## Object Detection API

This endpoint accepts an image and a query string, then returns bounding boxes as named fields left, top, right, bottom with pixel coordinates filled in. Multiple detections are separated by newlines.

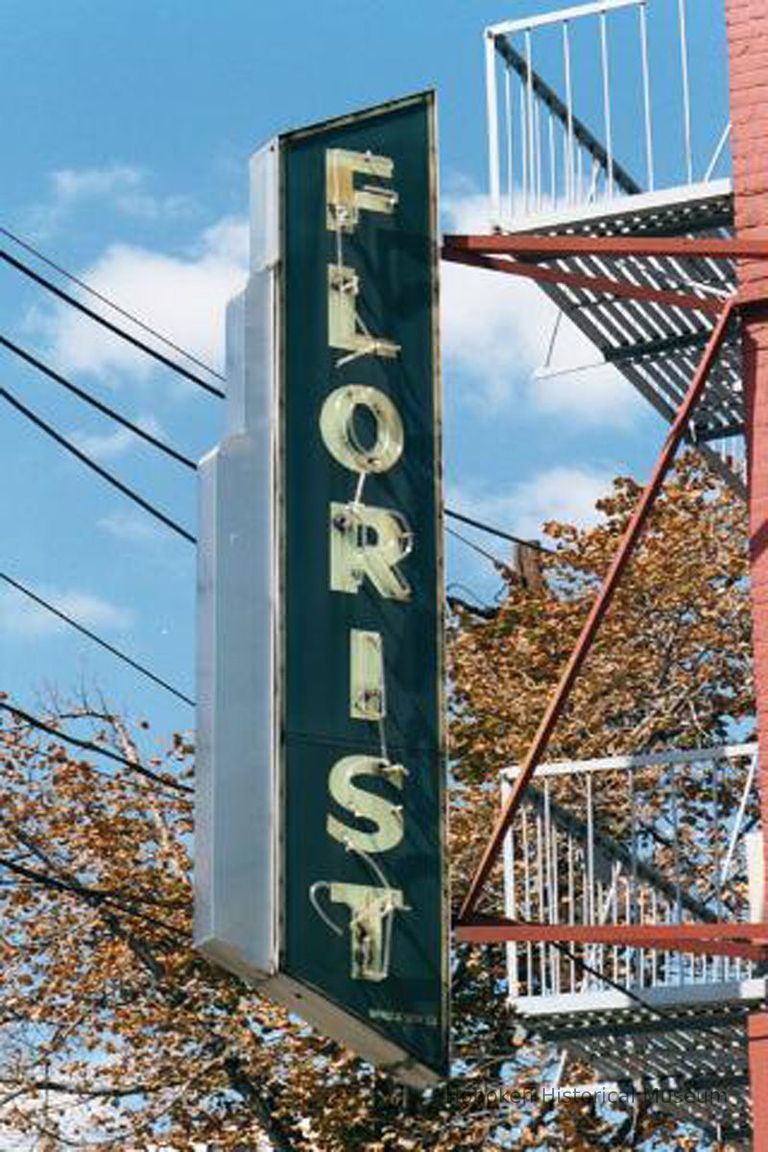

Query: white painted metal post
left=599, top=11, right=614, bottom=199
left=485, top=29, right=501, bottom=223
left=502, top=776, right=520, bottom=997
left=525, top=29, right=535, bottom=215
left=747, top=830, right=766, bottom=924
left=677, top=0, right=693, bottom=184
left=504, top=66, right=514, bottom=219
left=639, top=1, right=654, bottom=190
left=562, top=21, right=575, bottom=203
left=521, top=88, right=529, bottom=216
left=548, top=110, right=556, bottom=206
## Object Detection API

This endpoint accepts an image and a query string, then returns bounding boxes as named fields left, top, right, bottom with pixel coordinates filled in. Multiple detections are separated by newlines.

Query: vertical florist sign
left=196, top=91, right=447, bottom=1085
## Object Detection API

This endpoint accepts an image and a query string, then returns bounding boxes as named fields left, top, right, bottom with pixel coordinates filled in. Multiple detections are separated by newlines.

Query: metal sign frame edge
left=195, top=90, right=449, bottom=1088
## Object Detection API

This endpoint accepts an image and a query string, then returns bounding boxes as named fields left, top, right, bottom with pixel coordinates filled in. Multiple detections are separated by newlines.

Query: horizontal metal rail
left=485, top=0, right=725, bottom=224
left=488, top=0, right=642, bottom=37
left=503, top=742, right=758, bottom=781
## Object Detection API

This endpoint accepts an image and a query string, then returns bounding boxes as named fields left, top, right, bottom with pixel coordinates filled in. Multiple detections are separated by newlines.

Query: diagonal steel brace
left=458, top=297, right=738, bottom=923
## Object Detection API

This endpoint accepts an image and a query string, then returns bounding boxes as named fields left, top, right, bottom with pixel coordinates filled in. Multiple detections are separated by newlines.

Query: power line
left=0, top=701, right=193, bottom=793
left=0, top=249, right=225, bottom=400
left=446, top=525, right=512, bottom=571
left=445, top=507, right=555, bottom=554
left=0, top=259, right=559, bottom=700
left=0, top=334, right=197, bottom=471
left=1, top=322, right=545, bottom=554
left=1, top=384, right=196, bottom=544
left=0, top=364, right=539, bottom=686
left=3, top=336, right=548, bottom=554
left=0, top=240, right=558, bottom=553
left=1, top=244, right=543, bottom=551
left=1, top=360, right=197, bottom=708
left=0, top=225, right=225, bottom=383
left=1, top=573, right=195, bottom=707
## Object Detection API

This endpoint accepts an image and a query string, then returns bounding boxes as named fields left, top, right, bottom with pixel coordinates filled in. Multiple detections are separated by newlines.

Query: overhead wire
left=0, top=249, right=225, bottom=399
left=0, top=225, right=225, bottom=383
left=0, top=232, right=719, bottom=1014
left=1, top=331, right=198, bottom=708
left=1, top=335, right=537, bottom=557
left=1, top=573, right=195, bottom=707
left=446, top=525, right=513, bottom=572
left=445, top=507, right=554, bottom=554
left=0, top=247, right=555, bottom=705
left=0, top=335, right=197, bottom=471
left=0, top=701, right=193, bottom=793
left=1, top=384, right=196, bottom=544
left=1, top=240, right=540, bottom=552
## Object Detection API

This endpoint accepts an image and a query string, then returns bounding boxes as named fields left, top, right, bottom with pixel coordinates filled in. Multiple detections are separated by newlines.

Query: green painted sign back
left=281, top=92, right=448, bottom=1079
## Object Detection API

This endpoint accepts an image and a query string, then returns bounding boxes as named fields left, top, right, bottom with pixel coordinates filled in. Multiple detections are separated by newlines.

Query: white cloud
left=71, top=415, right=165, bottom=461
left=202, top=215, right=250, bottom=264
left=39, top=216, right=248, bottom=388
left=22, top=165, right=198, bottom=238
left=97, top=511, right=166, bottom=543
left=440, top=185, right=644, bottom=425
left=531, top=359, right=641, bottom=427
left=448, top=463, right=614, bottom=543
left=50, top=164, right=196, bottom=221
left=52, top=164, right=143, bottom=203
left=440, top=259, right=548, bottom=409
left=442, top=187, right=497, bottom=234
left=0, top=585, right=134, bottom=638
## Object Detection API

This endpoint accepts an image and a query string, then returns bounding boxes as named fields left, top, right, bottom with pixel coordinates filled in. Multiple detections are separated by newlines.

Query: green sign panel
left=281, top=92, right=448, bottom=1081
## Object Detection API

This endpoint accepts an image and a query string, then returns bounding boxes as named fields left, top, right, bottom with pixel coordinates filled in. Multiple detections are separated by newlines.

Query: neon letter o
left=320, top=385, right=404, bottom=474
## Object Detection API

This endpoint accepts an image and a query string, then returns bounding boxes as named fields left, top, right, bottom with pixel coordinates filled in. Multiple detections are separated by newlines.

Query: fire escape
left=446, top=2, right=766, bottom=1145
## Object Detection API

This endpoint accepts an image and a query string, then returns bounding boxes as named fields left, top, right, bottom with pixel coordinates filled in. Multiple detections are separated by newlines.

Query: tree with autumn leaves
left=0, top=452, right=753, bottom=1150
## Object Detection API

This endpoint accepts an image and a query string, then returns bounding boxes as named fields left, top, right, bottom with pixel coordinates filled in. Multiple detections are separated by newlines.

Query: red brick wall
left=726, top=0, right=768, bottom=919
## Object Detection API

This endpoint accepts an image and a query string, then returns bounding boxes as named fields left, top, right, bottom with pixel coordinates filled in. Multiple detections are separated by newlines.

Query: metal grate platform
left=499, top=745, right=761, bottom=1144
left=518, top=980, right=764, bottom=1145
left=477, top=14, right=756, bottom=1141
left=480, top=7, right=744, bottom=494
left=500, top=180, right=745, bottom=494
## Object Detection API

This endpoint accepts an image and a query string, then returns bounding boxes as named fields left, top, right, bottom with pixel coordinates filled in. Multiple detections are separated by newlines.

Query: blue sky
left=0, top=0, right=730, bottom=746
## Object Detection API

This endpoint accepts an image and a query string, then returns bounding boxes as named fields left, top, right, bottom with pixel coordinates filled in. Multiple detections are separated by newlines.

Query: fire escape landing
left=448, top=3, right=764, bottom=1145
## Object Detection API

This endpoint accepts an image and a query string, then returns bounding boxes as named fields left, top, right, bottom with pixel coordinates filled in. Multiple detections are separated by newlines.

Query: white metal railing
left=501, top=743, right=759, bottom=1004
left=485, top=0, right=732, bottom=226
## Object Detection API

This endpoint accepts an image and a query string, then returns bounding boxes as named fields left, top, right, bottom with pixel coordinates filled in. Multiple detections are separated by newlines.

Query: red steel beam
left=748, top=1014, right=768, bottom=1149
left=456, top=918, right=768, bottom=961
left=457, top=299, right=737, bottom=923
left=444, top=234, right=768, bottom=259
left=441, top=247, right=724, bottom=316
left=457, top=918, right=768, bottom=944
